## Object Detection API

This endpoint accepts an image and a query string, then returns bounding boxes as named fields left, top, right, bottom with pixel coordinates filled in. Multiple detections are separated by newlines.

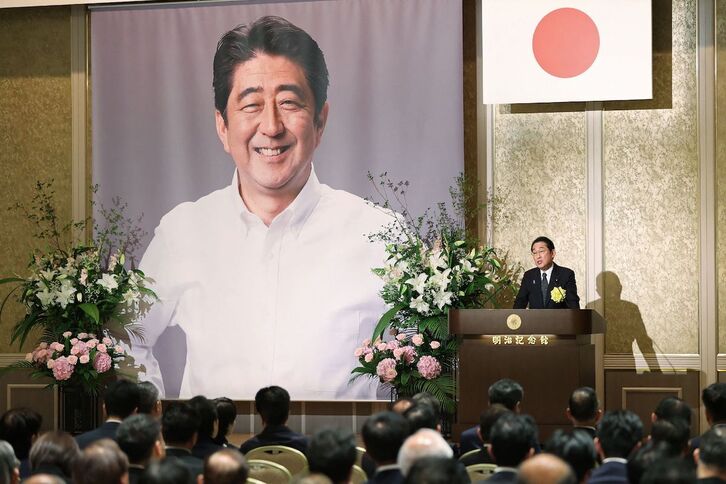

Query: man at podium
left=513, top=236, right=580, bottom=309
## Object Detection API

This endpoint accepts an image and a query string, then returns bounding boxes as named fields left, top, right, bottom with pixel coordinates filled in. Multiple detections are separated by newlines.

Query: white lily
left=410, top=295, right=430, bottom=314
left=406, top=273, right=428, bottom=294
left=97, top=273, right=119, bottom=292
left=433, top=289, right=454, bottom=309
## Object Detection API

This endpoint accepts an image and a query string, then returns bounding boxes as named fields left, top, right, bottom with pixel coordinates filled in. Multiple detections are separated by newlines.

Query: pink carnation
left=114, top=345, right=124, bottom=355
left=79, top=354, right=90, bottom=364
left=362, top=339, right=372, bottom=347
left=33, top=348, right=51, bottom=364
left=411, top=334, right=424, bottom=346
left=86, top=339, right=98, bottom=348
left=46, top=359, right=55, bottom=369
left=376, top=343, right=388, bottom=352
left=364, top=353, right=374, bottom=363
left=396, top=333, right=407, bottom=341
left=62, top=331, right=72, bottom=338
left=417, top=355, right=442, bottom=380
left=386, top=341, right=399, bottom=350
left=52, top=357, right=74, bottom=381
left=88, top=333, right=97, bottom=339
left=430, top=341, right=441, bottom=349
left=102, top=337, right=112, bottom=346
left=70, top=341, right=88, bottom=356
left=376, top=358, right=398, bottom=383
left=70, top=338, right=78, bottom=345
left=354, top=347, right=365, bottom=358
left=393, top=346, right=417, bottom=364
left=93, top=352, right=112, bottom=373
left=51, top=342, right=64, bottom=352
left=25, top=353, right=33, bottom=362
left=96, top=344, right=107, bottom=353
left=39, top=342, right=48, bottom=349
left=77, top=332, right=88, bottom=339
left=67, top=355, right=78, bottom=365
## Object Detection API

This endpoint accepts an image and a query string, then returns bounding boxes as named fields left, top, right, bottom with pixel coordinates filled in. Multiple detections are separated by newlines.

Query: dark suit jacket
left=460, top=425, right=482, bottom=454
left=587, top=460, right=628, bottom=483
left=513, top=263, right=580, bottom=309
left=75, top=420, right=120, bottom=449
left=128, top=466, right=145, bottom=484
left=481, top=470, right=518, bottom=483
left=191, top=435, right=225, bottom=460
left=365, top=467, right=404, bottom=484
left=574, top=426, right=597, bottom=439
left=165, top=447, right=204, bottom=479
left=239, top=424, right=308, bottom=454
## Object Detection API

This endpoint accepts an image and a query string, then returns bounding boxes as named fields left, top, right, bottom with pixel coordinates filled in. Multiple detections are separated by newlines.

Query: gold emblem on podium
left=506, top=314, right=522, bottom=331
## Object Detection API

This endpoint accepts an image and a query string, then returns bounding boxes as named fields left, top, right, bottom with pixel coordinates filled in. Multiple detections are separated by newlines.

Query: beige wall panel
left=0, top=7, right=72, bottom=352
left=491, top=110, right=587, bottom=289
left=717, top=1, right=726, bottom=352
left=602, top=0, right=698, bottom=355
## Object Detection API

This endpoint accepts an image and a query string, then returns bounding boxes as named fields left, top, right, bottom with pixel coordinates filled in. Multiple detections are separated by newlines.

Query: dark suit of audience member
left=695, top=426, right=726, bottom=483
left=484, top=414, right=538, bottom=484
left=693, top=384, right=726, bottom=451
left=188, top=396, right=224, bottom=460
left=308, top=428, right=356, bottom=484
left=162, top=402, right=204, bottom=480
left=75, top=379, right=140, bottom=450
left=461, top=405, right=511, bottom=467
left=116, top=414, right=165, bottom=484
left=362, top=411, right=408, bottom=484
left=405, top=457, right=469, bottom=484
left=240, top=386, right=308, bottom=454
left=546, top=429, right=596, bottom=483
left=588, top=410, right=643, bottom=484
left=460, top=379, right=523, bottom=454
left=0, top=407, right=42, bottom=479
left=128, top=465, right=144, bottom=484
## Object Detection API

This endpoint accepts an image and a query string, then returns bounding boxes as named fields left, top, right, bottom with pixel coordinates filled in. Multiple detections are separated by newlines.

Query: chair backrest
left=458, top=449, right=481, bottom=462
left=245, top=479, right=266, bottom=484
left=355, top=446, right=366, bottom=469
left=246, top=445, right=308, bottom=477
left=247, top=459, right=293, bottom=484
left=350, top=464, right=367, bottom=484
left=466, top=463, right=497, bottom=482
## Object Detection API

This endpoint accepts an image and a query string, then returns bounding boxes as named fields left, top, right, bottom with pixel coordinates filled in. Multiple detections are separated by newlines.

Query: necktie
left=541, top=273, right=548, bottom=307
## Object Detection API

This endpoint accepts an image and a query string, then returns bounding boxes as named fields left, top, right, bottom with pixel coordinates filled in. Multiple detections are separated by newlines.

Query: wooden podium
left=449, top=309, right=605, bottom=441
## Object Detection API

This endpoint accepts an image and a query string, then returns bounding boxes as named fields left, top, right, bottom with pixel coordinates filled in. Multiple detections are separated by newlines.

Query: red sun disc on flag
left=532, top=8, right=600, bottom=78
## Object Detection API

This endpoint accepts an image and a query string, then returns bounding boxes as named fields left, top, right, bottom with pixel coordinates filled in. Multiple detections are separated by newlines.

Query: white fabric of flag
left=482, top=0, right=652, bottom=104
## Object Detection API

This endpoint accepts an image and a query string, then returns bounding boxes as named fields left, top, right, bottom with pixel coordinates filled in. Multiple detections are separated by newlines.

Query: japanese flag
left=482, top=0, right=652, bottom=104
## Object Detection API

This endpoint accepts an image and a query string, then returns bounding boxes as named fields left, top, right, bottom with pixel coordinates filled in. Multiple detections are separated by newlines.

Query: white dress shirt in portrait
left=130, top=169, right=395, bottom=400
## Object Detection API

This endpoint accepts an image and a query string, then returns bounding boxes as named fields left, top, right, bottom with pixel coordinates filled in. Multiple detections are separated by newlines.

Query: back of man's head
left=480, top=404, right=513, bottom=443
left=103, top=379, right=140, bottom=419
left=650, top=417, right=690, bottom=455
left=139, top=458, right=192, bottom=484
left=307, top=428, right=356, bottom=484
left=116, top=414, right=162, bottom=465
left=696, top=426, right=726, bottom=473
left=411, top=393, right=441, bottom=423
left=488, top=379, right=524, bottom=411
left=489, top=413, right=537, bottom=467
left=403, top=404, right=438, bottom=434
left=189, top=395, right=217, bottom=439
left=214, top=397, right=237, bottom=441
left=627, top=440, right=677, bottom=484
left=703, top=383, right=726, bottom=423
left=162, top=402, right=199, bottom=447
left=653, top=396, right=692, bottom=426
left=0, top=408, right=41, bottom=460
left=361, top=411, right=409, bottom=465
left=254, top=386, right=290, bottom=426
left=517, top=453, right=576, bottom=484
left=397, top=428, right=454, bottom=476
left=545, top=429, right=596, bottom=483
left=72, top=439, right=129, bottom=484
left=29, top=430, right=80, bottom=477
left=596, top=410, right=643, bottom=459
left=640, top=456, right=696, bottom=484
left=136, top=382, right=161, bottom=416
left=0, top=440, right=19, bottom=484
left=203, top=449, right=249, bottom=484
left=403, top=456, right=468, bottom=484
left=568, top=387, right=599, bottom=424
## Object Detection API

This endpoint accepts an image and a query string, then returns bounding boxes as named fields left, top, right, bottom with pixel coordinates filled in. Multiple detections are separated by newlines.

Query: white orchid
left=406, top=273, right=428, bottom=294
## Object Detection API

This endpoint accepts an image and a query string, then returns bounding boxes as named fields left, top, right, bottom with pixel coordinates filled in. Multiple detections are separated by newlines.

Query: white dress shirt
left=131, top=169, right=394, bottom=400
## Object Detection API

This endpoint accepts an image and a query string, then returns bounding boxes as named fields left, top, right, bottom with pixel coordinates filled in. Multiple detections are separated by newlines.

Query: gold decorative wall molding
left=621, top=386, right=683, bottom=409
left=604, top=354, right=701, bottom=371
left=0, top=354, right=24, bottom=367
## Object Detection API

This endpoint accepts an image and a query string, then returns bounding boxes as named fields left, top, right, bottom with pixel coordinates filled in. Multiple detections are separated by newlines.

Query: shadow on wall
left=588, top=271, right=662, bottom=373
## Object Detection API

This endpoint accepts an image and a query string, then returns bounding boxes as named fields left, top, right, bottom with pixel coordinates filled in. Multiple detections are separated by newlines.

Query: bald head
left=203, top=449, right=249, bottom=484
left=518, top=454, right=576, bottom=484
left=21, top=475, right=65, bottom=484
left=397, top=428, right=453, bottom=476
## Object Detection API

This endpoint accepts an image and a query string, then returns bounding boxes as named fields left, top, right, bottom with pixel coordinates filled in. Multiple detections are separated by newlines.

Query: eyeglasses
left=531, top=249, right=550, bottom=256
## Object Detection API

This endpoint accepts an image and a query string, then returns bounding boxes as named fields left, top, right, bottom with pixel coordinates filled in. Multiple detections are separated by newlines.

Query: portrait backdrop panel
left=91, top=0, right=463, bottom=398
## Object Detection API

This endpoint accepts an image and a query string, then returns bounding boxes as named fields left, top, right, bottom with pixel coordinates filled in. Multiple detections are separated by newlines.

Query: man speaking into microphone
left=513, top=236, right=580, bottom=309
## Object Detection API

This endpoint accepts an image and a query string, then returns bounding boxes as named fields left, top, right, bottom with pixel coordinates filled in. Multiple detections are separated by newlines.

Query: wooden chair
left=246, top=445, right=308, bottom=477
left=466, top=463, right=497, bottom=482
left=350, top=464, right=367, bottom=484
left=247, top=459, right=293, bottom=484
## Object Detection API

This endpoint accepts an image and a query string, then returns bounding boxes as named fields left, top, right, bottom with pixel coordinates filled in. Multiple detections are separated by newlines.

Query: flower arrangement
left=352, top=174, right=521, bottom=412
left=550, top=287, right=566, bottom=304
left=0, top=180, right=155, bottom=392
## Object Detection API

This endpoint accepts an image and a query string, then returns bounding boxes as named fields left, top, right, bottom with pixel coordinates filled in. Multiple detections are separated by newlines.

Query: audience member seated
left=0, top=407, right=41, bottom=478
left=139, top=458, right=192, bottom=484
left=403, top=456, right=468, bottom=484
left=410, top=394, right=441, bottom=425
left=239, top=386, right=307, bottom=454
left=566, top=387, right=602, bottom=439
left=307, top=428, right=356, bottom=484
left=72, top=438, right=129, bottom=484
left=694, top=383, right=726, bottom=451
left=117, top=414, right=166, bottom=484
left=588, top=410, right=644, bottom=484
left=694, top=426, right=726, bottom=483
left=162, top=402, right=204, bottom=479
left=22, top=475, right=65, bottom=484
left=212, top=398, right=238, bottom=450
left=137, top=382, right=162, bottom=418
left=486, top=413, right=537, bottom=483
left=189, top=396, right=223, bottom=460
left=518, top=453, right=576, bottom=484
left=0, top=440, right=20, bottom=484
left=640, top=456, right=696, bottom=484
left=627, top=440, right=678, bottom=484
left=545, top=429, right=596, bottom=483
left=29, top=431, right=80, bottom=483
left=651, top=418, right=691, bottom=457
left=361, top=411, right=409, bottom=484
left=402, top=404, right=439, bottom=435
left=75, top=379, right=140, bottom=449
left=460, top=404, right=511, bottom=466
left=398, top=429, right=453, bottom=477
left=460, top=378, right=524, bottom=454
left=652, top=396, right=692, bottom=427
left=201, top=449, right=248, bottom=484
left=391, top=398, right=413, bottom=415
